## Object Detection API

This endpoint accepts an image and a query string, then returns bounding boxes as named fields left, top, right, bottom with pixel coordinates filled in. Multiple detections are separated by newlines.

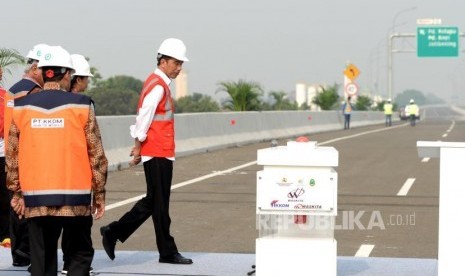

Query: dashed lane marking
left=397, top=178, right=416, bottom=196
left=355, top=244, right=375, bottom=257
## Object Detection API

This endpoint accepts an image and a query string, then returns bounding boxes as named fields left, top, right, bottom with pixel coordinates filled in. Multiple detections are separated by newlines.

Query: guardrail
left=97, top=111, right=386, bottom=171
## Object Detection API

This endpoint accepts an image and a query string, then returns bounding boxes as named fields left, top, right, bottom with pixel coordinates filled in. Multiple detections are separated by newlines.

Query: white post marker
left=417, top=141, right=465, bottom=276
left=256, top=140, right=338, bottom=276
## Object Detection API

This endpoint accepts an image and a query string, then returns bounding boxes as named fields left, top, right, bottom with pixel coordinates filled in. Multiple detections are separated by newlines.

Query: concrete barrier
left=97, top=111, right=386, bottom=171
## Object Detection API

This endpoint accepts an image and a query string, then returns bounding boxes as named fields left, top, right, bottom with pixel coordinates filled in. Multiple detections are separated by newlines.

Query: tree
left=312, top=84, right=340, bottom=110
left=216, top=79, right=263, bottom=111
left=394, top=89, right=427, bottom=106
left=85, top=88, right=139, bottom=116
left=355, top=95, right=372, bottom=111
left=0, top=48, right=26, bottom=83
left=96, top=75, right=143, bottom=94
left=84, top=75, right=143, bottom=115
left=175, top=93, right=220, bottom=113
left=269, top=90, right=298, bottom=110
left=89, top=62, right=103, bottom=88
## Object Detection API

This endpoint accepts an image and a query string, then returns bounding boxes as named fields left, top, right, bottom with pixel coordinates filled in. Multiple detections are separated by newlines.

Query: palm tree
left=0, top=48, right=26, bottom=83
left=269, top=90, right=297, bottom=110
left=312, top=84, right=340, bottom=110
left=216, top=79, right=263, bottom=111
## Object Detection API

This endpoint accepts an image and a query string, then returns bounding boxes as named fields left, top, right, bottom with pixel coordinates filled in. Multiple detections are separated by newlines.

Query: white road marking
left=105, top=161, right=256, bottom=211
left=421, top=157, right=430, bottom=163
left=317, top=123, right=408, bottom=146
left=442, top=133, right=448, bottom=138
left=397, top=178, right=416, bottom=196
left=355, top=244, right=375, bottom=257
left=106, top=124, right=408, bottom=211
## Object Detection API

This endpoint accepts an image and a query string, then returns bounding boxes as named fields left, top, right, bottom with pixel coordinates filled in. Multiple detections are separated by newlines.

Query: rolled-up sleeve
left=130, top=85, right=163, bottom=142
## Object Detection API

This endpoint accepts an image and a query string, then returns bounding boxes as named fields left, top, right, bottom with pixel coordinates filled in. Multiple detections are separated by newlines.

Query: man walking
left=406, top=99, right=419, bottom=127
left=100, top=38, right=192, bottom=265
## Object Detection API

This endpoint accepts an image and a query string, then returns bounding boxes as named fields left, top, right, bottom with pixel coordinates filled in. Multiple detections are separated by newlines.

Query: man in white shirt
left=100, top=38, right=193, bottom=265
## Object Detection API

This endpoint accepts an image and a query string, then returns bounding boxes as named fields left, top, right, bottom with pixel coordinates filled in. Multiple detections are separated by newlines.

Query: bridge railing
left=97, top=110, right=386, bottom=171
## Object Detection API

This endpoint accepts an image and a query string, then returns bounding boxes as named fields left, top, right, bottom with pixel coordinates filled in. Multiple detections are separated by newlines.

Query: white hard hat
left=387, top=98, right=391, bottom=102
left=38, top=46, right=74, bottom=70
left=157, top=38, right=189, bottom=61
left=26, top=43, right=49, bottom=61
left=409, top=99, right=414, bottom=103
left=71, top=54, right=93, bottom=77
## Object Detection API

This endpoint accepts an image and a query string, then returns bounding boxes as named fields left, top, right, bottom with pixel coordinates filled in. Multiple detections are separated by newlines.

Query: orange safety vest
left=4, top=78, right=41, bottom=146
left=13, top=90, right=93, bottom=207
left=137, top=73, right=175, bottom=157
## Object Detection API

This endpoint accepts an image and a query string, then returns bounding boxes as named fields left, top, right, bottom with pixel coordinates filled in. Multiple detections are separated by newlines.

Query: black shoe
left=159, top=253, right=193, bottom=264
left=100, top=225, right=116, bottom=260
left=12, top=257, right=30, bottom=267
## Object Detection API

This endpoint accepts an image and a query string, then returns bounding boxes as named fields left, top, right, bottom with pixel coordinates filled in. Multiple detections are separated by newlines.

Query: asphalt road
left=92, top=105, right=465, bottom=260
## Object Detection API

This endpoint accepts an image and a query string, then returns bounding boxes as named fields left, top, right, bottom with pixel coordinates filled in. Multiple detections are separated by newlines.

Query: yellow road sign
left=344, top=64, right=360, bottom=81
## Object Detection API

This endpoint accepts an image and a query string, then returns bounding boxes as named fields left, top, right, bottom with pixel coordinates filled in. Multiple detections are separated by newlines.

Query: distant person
left=0, top=65, right=10, bottom=249
left=383, top=99, right=393, bottom=127
left=7, top=45, right=108, bottom=276
left=342, top=96, right=354, bottom=129
left=100, top=38, right=193, bottom=265
left=70, top=54, right=93, bottom=93
left=5, top=43, right=49, bottom=269
left=406, top=99, right=419, bottom=127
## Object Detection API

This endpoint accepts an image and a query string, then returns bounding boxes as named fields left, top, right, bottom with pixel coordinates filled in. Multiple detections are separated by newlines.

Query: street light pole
left=392, top=6, right=416, bottom=34
left=387, top=6, right=417, bottom=100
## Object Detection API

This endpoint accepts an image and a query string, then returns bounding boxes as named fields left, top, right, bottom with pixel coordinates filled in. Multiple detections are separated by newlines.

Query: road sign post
left=343, top=64, right=360, bottom=99
left=417, top=26, right=459, bottom=57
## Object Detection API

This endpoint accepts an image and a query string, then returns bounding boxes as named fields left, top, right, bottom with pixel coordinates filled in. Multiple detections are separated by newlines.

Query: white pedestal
left=417, top=141, right=465, bottom=276
left=256, top=237, right=337, bottom=276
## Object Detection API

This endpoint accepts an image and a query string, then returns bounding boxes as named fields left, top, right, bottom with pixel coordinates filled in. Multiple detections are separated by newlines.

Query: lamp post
left=387, top=6, right=417, bottom=100
left=392, top=6, right=416, bottom=34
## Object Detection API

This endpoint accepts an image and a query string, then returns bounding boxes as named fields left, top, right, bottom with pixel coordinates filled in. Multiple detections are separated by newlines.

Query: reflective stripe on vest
left=13, top=90, right=92, bottom=207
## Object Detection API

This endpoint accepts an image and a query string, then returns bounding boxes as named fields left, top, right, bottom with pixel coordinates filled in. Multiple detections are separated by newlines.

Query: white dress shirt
left=130, top=68, right=174, bottom=162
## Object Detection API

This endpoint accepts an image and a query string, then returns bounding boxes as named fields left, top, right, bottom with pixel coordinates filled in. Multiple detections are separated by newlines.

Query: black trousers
left=28, top=216, right=93, bottom=276
left=0, top=157, right=9, bottom=241
left=9, top=204, right=30, bottom=264
left=110, top=157, right=178, bottom=257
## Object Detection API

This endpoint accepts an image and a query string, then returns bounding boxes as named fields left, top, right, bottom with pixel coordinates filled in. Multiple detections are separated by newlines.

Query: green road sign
left=417, top=26, right=459, bottom=57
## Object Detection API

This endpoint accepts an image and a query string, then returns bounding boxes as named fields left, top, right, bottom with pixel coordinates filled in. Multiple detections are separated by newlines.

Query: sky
left=2, top=0, right=465, bottom=104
